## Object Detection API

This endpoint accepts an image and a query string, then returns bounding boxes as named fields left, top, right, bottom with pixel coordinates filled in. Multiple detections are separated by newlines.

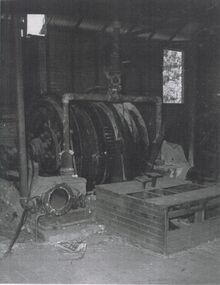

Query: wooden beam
left=167, top=23, right=186, bottom=42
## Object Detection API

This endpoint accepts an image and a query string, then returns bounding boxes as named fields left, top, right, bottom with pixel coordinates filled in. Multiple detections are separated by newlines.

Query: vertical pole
left=107, top=19, right=122, bottom=98
left=14, top=15, right=28, bottom=199
left=111, top=20, right=120, bottom=73
left=62, top=97, right=70, bottom=151
left=61, top=94, right=77, bottom=176
left=188, top=43, right=197, bottom=167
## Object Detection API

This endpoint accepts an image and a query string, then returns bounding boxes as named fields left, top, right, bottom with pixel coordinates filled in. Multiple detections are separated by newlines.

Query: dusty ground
left=0, top=222, right=220, bottom=284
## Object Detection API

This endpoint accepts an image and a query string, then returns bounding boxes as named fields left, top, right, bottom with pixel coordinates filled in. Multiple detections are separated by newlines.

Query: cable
left=3, top=208, right=28, bottom=257
left=3, top=158, right=36, bottom=257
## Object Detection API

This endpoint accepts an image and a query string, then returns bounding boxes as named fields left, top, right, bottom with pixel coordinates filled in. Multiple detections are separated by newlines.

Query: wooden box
left=96, top=178, right=220, bottom=254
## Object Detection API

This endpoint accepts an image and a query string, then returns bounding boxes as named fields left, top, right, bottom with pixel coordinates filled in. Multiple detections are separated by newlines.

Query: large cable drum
left=28, top=96, right=150, bottom=190
left=28, top=97, right=63, bottom=175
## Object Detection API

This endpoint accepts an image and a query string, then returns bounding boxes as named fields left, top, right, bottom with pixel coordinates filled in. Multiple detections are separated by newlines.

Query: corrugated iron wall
left=0, top=17, right=17, bottom=147
left=0, top=17, right=16, bottom=107
left=46, top=24, right=154, bottom=96
left=47, top=27, right=102, bottom=94
left=47, top=26, right=74, bottom=94
left=196, top=36, right=220, bottom=179
left=23, top=36, right=47, bottom=103
left=73, top=31, right=99, bottom=92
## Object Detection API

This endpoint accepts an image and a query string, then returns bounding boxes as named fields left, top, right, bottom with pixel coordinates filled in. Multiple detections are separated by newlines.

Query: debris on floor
left=97, top=224, right=105, bottom=234
left=0, top=178, right=23, bottom=240
left=0, top=242, right=8, bottom=259
left=56, top=239, right=87, bottom=259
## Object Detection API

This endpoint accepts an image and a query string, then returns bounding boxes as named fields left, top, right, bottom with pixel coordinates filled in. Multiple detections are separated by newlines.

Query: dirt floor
left=0, top=222, right=220, bottom=284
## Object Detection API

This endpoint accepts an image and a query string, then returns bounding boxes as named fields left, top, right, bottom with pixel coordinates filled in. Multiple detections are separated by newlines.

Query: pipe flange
left=42, top=183, right=74, bottom=216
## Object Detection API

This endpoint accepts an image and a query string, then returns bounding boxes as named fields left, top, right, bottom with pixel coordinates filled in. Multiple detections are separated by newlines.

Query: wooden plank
left=148, top=185, right=220, bottom=207
left=109, top=223, right=164, bottom=253
left=194, top=209, right=205, bottom=223
left=96, top=206, right=164, bottom=240
left=124, top=195, right=164, bottom=212
left=96, top=180, right=143, bottom=194
left=96, top=197, right=164, bottom=228
left=95, top=178, right=192, bottom=195
left=97, top=204, right=163, bottom=237
left=96, top=194, right=164, bottom=219
left=206, top=197, right=220, bottom=206
left=97, top=208, right=164, bottom=250
left=109, top=221, right=164, bottom=254
left=97, top=190, right=164, bottom=214
left=163, top=183, right=204, bottom=194
left=96, top=200, right=164, bottom=228
left=167, top=217, right=220, bottom=254
left=169, top=200, right=220, bottom=219
left=168, top=205, right=204, bottom=219
left=96, top=202, right=164, bottom=237
left=163, top=209, right=169, bottom=255
left=96, top=198, right=164, bottom=225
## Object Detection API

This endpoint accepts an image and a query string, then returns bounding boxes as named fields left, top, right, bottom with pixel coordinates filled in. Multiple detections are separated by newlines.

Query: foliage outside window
left=163, top=49, right=183, bottom=104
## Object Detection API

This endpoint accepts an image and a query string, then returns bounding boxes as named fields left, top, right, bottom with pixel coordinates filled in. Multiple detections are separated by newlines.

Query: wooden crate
left=95, top=178, right=220, bottom=254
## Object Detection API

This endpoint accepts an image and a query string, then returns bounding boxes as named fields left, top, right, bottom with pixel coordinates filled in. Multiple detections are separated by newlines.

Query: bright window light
left=27, top=14, right=45, bottom=36
left=163, top=49, right=184, bottom=104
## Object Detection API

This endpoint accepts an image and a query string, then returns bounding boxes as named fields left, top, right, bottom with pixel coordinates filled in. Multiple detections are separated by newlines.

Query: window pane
left=163, top=49, right=183, bottom=103
left=27, top=14, right=45, bottom=36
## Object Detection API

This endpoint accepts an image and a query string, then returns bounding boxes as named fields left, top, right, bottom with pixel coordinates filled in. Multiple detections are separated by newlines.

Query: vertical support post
left=155, top=96, right=162, bottom=141
left=111, top=20, right=120, bottom=73
left=106, top=20, right=122, bottom=98
left=14, top=15, right=29, bottom=200
left=163, top=209, right=169, bottom=255
left=60, top=95, right=77, bottom=176
left=194, top=208, right=205, bottom=223
left=188, top=43, right=197, bottom=167
left=62, top=97, right=70, bottom=151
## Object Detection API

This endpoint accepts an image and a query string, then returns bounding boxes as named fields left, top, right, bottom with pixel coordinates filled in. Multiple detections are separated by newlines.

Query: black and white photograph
left=0, top=0, right=219, bottom=283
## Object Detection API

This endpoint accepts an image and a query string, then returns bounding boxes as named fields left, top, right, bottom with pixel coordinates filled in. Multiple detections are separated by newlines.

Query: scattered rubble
left=56, top=240, right=87, bottom=259
left=0, top=179, right=22, bottom=240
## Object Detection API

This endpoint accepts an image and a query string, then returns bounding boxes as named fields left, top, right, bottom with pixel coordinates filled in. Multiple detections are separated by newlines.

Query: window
left=27, top=14, right=45, bottom=36
left=163, top=49, right=184, bottom=104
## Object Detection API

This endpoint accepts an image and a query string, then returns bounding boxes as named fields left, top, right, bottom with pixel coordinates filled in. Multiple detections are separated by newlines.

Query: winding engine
left=28, top=95, right=158, bottom=191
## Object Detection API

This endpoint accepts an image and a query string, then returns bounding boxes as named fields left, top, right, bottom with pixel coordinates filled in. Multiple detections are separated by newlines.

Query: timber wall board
left=0, top=18, right=16, bottom=108
left=46, top=27, right=152, bottom=96
left=196, top=36, right=220, bottom=179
